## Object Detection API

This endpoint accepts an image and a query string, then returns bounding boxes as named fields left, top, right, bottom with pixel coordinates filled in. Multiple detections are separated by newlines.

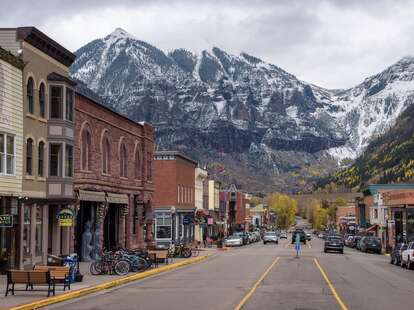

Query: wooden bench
left=148, top=250, right=169, bottom=267
left=5, top=270, right=55, bottom=296
left=34, top=265, right=71, bottom=291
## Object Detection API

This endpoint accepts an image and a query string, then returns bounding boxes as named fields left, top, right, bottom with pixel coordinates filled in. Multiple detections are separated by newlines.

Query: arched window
left=120, top=143, right=128, bottom=178
left=39, top=83, right=45, bottom=118
left=81, top=129, right=92, bottom=171
left=38, top=141, right=44, bottom=177
left=102, top=136, right=111, bottom=174
left=134, top=145, right=141, bottom=179
left=27, top=78, right=34, bottom=114
left=26, top=138, right=33, bottom=175
left=146, top=152, right=152, bottom=180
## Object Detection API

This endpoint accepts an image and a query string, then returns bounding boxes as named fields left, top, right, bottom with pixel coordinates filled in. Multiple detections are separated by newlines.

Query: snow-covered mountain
left=70, top=28, right=414, bottom=192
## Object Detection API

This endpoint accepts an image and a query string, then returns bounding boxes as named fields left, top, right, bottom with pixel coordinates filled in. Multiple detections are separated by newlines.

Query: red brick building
left=73, top=87, right=154, bottom=260
left=153, top=151, right=197, bottom=248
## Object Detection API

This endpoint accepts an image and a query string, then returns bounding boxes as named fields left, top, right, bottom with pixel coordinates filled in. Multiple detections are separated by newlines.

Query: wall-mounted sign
left=0, top=214, right=13, bottom=227
left=183, top=216, right=192, bottom=225
left=58, top=209, right=73, bottom=227
left=207, top=218, right=214, bottom=225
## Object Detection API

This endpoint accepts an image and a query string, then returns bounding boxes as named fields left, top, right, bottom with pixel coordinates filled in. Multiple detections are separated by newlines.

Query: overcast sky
left=2, top=0, right=414, bottom=88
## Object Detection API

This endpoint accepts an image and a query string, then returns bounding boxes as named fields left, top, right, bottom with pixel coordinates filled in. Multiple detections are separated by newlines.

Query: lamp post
left=170, top=206, right=176, bottom=244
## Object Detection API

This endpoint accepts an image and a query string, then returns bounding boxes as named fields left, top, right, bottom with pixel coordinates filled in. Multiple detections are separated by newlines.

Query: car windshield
left=265, top=232, right=276, bottom=236
left=228, top=235, right=240, bottom=239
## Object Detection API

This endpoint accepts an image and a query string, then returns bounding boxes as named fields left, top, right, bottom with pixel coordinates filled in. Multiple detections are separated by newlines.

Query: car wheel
left=324, top=248, right=327, bottom=253
left=401, top=258, right=406, bottom=268
left=263, top=242, right=266, bottom=244
left=340, top=250, right=344, bottom=254
left=408, top=257, right=412, bottom=270
left=390, top=256, right=394, bottom=264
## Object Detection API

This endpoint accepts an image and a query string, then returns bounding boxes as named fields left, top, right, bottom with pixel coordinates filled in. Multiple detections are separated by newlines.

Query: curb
left=10, top=255, right=211, bottom=310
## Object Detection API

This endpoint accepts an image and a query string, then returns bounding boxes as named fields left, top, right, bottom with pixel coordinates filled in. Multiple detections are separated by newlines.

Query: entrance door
left=75, top=202, right=96, bottom=260
left=104, top=205, right=118, bottom=251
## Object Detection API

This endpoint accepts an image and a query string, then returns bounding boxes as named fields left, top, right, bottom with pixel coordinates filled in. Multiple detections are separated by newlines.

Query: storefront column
left=69, top=204, right=77, bottom=254
left=118, top=204, right=128, bottom=248
left=61, top=227, right=70, bottom=255
left=126, top=196, right=133, bottom=249
left=18, top=204, right=24, bottom=270
left=30, top=204, right=36, bottom=266
left=42, top=205, right=49, bottom=264
left=52, top=206, right=61, bottom=255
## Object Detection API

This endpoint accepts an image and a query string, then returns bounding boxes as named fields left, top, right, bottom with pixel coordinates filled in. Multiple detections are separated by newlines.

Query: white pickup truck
left=401, top=241, right=414, bottom=269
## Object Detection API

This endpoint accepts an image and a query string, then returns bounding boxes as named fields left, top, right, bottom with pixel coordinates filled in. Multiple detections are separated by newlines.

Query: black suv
left=324, top=235, right=344, bottom=253
left=291, top=229, right=306, bottom=244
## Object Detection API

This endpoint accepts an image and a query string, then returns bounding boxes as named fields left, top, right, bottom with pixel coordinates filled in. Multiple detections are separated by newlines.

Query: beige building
left=194, top=167, right=208, bottom=242
left=0, top=47, right=24, bottom=270
left=0, top=27, right=76, bottom=268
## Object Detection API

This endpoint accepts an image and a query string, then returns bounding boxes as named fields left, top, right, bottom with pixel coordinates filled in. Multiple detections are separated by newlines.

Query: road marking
left=234, top=257, right=280, bottom=310
left=314, top=258, right=348, bottom=310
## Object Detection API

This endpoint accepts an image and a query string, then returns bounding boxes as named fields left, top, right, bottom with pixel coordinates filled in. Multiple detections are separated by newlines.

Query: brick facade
left=74, top=92, right=154, bottom=255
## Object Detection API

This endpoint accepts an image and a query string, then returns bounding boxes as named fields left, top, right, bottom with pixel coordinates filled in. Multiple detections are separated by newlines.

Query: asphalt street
left=48, top=236, right=414, bottom=310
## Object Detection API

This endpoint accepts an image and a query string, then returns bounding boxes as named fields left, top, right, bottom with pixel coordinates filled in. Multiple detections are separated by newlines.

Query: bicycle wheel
left=114, top=260, right=130, bottom=276
left=90, top=261, right=103, bottom=275
left=131, top=256, right=150, bottom=272
left=182, top=247, right=192, bottom=258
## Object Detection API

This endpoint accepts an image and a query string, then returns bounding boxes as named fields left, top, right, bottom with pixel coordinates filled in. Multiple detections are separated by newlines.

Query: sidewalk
left=0, top=248, right=216, bottom=310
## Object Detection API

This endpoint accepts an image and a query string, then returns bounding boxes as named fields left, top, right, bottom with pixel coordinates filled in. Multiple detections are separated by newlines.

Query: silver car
left=263, top=232, right=279, bottom=244
left=224, top=235, right=243, bottom=247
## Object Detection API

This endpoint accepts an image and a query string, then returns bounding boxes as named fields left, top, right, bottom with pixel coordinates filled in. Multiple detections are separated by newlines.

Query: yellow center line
left=234, top=257, right=280, bottom=310
left=314, top=258, right=348, bottom=310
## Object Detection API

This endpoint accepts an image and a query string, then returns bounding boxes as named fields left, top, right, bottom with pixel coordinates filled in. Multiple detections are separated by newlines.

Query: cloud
left=2, top=0, right=414, bottom=88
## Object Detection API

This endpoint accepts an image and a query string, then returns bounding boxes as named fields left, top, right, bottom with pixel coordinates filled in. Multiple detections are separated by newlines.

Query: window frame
left=27, top=77, right=34, bottom=115
left=49, top=85, right=63, bottom=119
left=49, top=143, right=61, bottom=177
left=134, top=146, right=141, bottom=180
left=38, top=141, right=45, bottom=177
left=65, top=88, right=74, bottom=121
left=39, top=83, right=46, bottom=118
left=81, top=129, right=91, bottom=171
left=120, top=143, right=128, bottom=178
left=65, top=144, right=73, bottom=177
left=0, top=133, right=16, bottom=176
left=102, top=136, right=111, bottom=175
left=26, top=138, right=33, bottom=175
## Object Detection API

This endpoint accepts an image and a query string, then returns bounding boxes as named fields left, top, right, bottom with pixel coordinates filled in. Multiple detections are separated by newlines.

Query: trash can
left=47, top=254, right=64, bottom=266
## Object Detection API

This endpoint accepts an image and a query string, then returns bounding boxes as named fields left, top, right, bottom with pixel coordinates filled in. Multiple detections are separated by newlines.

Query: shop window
left=65, top=145, right=73, bottom=177
left=35, top=206, right=43, bottom=255
left=27, top=77, right=34, bottom=114
left=81, top=129, right=91, bottom=171
left=39, top=83, right=45, bottom=118
left=23, top=205, right=31, bottom=255
left=50, top=85, right=63, bottom=119
left=134, top=146, right=141, bottom=179
left=120, top=143, right=127, bottom=177
left=155, top=212, right=172, bottom=239
left=38, top=141, right=44, bottom=177
left=26, top=138, right=33, bottom=175
left=49, top=143, right=61, bottom=176
left=0, top=134, right=15, bottom=175
left=65, top=88, right=74, bottom=121
left=102, top=136, right=111, bottom=174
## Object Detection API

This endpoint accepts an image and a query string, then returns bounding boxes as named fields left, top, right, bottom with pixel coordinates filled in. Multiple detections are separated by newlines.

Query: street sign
left=58, top=209, right=73, bottom=227
left=0, top=215, right=13, bottom=227
left=183, top=216, right=192, bottom=225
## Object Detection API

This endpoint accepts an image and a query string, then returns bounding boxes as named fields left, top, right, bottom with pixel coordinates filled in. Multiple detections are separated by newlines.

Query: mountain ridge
left=70, top=28, right=414, bottom=192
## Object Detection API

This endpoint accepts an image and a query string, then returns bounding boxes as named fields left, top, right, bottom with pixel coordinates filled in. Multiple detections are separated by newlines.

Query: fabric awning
left=366, top=224, right=378, bottom=232
left=106, top=193, right=129, bottom=205
left=79, top=190, right=105, bottom=202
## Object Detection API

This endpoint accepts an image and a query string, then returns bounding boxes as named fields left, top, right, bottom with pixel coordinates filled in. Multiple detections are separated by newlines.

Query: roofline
left=0, top=46, right=24, bottom=69
left=154, top=151, right=198, bottom=166
left=75, top=91, right=152, bottom=132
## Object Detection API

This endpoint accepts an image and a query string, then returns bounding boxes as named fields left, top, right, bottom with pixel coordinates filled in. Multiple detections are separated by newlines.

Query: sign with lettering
left=58, top=209, right=73, bottom=227
left=0, top=214, right=13, bottom=227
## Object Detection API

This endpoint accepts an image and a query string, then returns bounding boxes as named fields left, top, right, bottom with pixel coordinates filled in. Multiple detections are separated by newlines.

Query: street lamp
left=170, top=206, right=176, bottom=244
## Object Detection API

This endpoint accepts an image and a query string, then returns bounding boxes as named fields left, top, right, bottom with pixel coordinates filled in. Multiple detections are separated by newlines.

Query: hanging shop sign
left=58, top=209, right=73, bottom=227
left=183, top=216, right=193, bottom=225
left=0, top=214, right=13, bottom=227
left=207, top=217, right=214, bottom=225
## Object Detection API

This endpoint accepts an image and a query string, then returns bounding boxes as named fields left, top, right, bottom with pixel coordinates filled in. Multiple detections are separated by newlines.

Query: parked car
left=279, top=231, right=288, bottom=239
left=224, top=235, right=243, bottom=247
left=344, top=235, right=355, bottom=247
left=306, top=233, right=312, bottom=241
left=291, top=229, right=306, bottom=244
left=263, top=231, right=279, bottom=244
left=318, top=233, right=325, bottom=239
left=324, top=235, right=344, bottom=253
left=359, top=236, right=382, bottom=254
left=401, top=241, right=414, bottom=269
left=390, top=243, right=408, bottom=265
left=235, top=232, right=249, bottom=245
